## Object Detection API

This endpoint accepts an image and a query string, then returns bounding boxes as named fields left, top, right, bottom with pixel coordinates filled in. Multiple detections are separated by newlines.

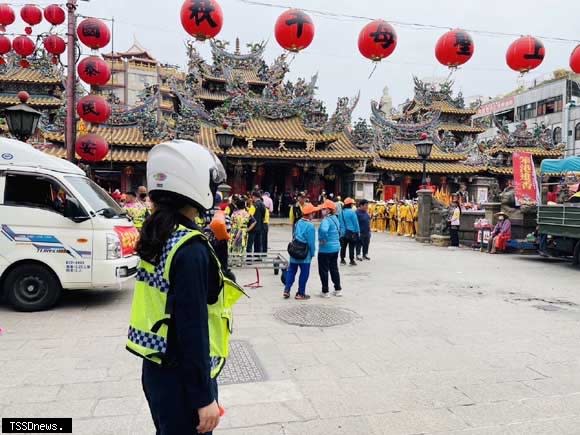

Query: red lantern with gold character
left=506, top=35, right=545, bottom=73
left=180, top=0, right=223, bottom=41
left=0, top=4, right=15, bottom=28
left=20, top=4, right=43, bottom=35
left=570, top=45, right=580, bottom=74
left=257, top=166, right=266, bottom=177
left=76, top=134, right=109, bottom=162
left=435, top=29, right=474, bottom=68
left=43, top=35, right=66, bottom=64
left=77, top=18, right=111, bottom=49
left=0, top=35, right=11, bottom=65
left=274, top=9, right=315, bottom=53
left=358, top=20, right=397, bottom=62
left=78, top=56, right=111, bottom=86
left=77, top=95, right=112, bottom=124
left=44, top=4, right=65, bottom=26
left=291, top=166, right=300, bottom=178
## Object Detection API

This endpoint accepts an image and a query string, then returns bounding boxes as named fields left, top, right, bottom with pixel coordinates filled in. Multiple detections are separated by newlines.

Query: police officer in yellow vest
left=127, top=140, right=244, bottom=435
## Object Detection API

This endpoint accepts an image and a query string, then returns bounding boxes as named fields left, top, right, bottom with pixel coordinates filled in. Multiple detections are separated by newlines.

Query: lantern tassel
left=368, top=62, right=379, bottom=79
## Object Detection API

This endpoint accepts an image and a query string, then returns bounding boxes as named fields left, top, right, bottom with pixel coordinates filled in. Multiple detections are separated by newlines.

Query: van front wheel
left=4, top=265, right=62, bottom=312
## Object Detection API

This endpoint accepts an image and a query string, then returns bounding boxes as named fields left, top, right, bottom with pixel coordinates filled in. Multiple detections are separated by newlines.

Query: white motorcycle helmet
left=147, top=140, right=226, bottom=211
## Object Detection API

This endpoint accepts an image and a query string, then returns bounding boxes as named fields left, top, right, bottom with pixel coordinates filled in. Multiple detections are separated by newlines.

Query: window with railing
left=537, top=96, right=563, bottom=116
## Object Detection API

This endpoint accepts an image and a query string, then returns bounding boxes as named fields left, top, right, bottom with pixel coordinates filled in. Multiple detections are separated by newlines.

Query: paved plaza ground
left=1, top=226, right=580, bottom=434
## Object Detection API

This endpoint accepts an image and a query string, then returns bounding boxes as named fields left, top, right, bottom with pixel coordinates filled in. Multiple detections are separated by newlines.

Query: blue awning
left=540, top=157, right=580, bottom=174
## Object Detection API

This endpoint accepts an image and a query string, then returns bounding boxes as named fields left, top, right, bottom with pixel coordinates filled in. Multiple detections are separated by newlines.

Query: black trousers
left=356, top=233, right=371, bottom=257
left=450, top=226, right=460, bottom=247
left=142, top=360, right=216, bottom=435
left=340, top=237, right=356, bottom=262
left=318, top=252, right=341, bottom=292
left=262, top=224, right=269, bottom=252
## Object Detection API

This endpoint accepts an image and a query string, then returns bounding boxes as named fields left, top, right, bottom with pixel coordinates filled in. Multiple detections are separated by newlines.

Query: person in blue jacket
left=284, top=203, right=318, bottom=300
left=318, top=200, right=342, bottom=298
left=338, top=198, right=360, bottom=266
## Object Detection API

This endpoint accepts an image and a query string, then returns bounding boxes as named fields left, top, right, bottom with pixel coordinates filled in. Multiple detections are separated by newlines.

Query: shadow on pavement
left=0, top=288, right=123, bottom=313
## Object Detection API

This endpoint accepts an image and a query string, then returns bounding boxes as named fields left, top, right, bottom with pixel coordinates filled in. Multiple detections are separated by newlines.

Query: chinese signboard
left=513, top=152, right=539, bottom=205
left=476, top=96, right=515, bottom=117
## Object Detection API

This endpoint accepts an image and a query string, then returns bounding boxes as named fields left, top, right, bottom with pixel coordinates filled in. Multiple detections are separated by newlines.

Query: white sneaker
left=320, top=292, right=331, bottom=299
left=333, top=290, right=343, bottom=297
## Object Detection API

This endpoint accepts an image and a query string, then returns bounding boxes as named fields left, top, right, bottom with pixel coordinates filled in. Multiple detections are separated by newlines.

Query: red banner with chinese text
left=513, top=152, right=539, bottom=205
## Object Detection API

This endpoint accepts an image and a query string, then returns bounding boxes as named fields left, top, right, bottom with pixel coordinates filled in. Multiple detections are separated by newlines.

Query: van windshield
left=65, top=176, right=124, bottom=217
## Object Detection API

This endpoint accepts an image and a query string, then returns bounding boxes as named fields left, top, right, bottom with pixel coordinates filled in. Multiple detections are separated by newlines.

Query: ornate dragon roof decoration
left=326, top=92, right=360, bottom=134
left=370, top=100, right=441, bottom=149
left=210, top=38, right=267, bottom=78
left=489, top=116, right=564, bottom=151
left=411, top=76, right=465, bottom=109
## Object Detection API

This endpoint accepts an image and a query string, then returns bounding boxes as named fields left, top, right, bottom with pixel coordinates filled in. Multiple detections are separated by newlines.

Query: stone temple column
left=416, top=189, right=433, bottom=243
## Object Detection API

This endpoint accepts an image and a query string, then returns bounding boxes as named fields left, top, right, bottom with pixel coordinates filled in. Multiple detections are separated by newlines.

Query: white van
left=0, top=139, right=139, bottom=311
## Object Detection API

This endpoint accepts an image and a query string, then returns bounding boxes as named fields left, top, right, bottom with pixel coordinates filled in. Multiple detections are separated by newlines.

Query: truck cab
left=0, top=138, right=139, bottom=311
left=537, top=156, right=580, bottom=267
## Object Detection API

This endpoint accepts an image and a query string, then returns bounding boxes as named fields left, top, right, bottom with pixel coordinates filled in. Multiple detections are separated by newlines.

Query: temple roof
left=377, top=143, right=466, bottom=161
left=105, top=38, right=157, bottom=63
left=40, top=145, right=149, bottom=163
left=44, top=125, right=159, bottom=147
left=406, top=100, right=477, bottom=116
left=439, top=123, right=486, bottom=134
left=0, top=67, right=62, bottom=85
left=488, top=146, right=564, bottom=158
left=230, top=117, right=338, bottom=142
left=371, top=159, right=485, bottom=175
left=0, top=95, right=62, bottom=107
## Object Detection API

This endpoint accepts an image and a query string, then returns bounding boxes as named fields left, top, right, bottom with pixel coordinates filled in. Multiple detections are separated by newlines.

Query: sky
left=13, top=0, right=580, bottom=120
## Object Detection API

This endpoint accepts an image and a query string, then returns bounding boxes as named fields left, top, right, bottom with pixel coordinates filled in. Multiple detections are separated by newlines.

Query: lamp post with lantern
left=415, top=132, right=434, bottom=187
left=3, top=91, right=42, bottom=142
left=215, top=124, right=235, bottom=197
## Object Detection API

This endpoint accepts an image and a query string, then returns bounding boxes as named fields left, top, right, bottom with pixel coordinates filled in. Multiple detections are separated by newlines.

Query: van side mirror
left=64, top=198, right=89, bottom=222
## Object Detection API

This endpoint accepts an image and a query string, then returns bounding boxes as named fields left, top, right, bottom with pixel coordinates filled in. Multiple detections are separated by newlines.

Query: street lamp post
left=415, top=134, right=434, bottom=187
left=215, top=127, right=235, bottom=196
left=4, top=93, right=42, bottom=142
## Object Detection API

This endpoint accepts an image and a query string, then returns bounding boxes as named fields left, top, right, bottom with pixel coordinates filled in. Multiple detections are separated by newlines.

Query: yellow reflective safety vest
left=124, top=203, right=149, bottom=229
left=126, top=225, right=245, bottom=379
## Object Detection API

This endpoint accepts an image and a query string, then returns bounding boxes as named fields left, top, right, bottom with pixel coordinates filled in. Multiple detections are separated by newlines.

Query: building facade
left=473, top=70, right=580, bottom=156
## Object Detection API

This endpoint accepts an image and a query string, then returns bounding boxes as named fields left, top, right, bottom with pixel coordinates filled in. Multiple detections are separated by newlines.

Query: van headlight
left=106, top=233, right=122, bottom=259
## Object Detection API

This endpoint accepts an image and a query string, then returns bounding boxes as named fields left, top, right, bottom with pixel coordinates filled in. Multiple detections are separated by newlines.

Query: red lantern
left=291, top=167, right=300, bottom=178
left=13, top=35, right=35, bottom=66
left=0, top=4, right=15, bottom=27
left=77, top=18, right=111, bottom=50
left=180, top=0, right=223, bottom=41
left=570, top=45, right=580, bottom=74
left=274, top=9, right=315, bottom=53
left=44, top=4, right=65, bottom=26
left=78, top=56, right=111, bottom=86
left=43, top=35, right=66, bottom=64
left=77, top=95, right=112, bottom=124
left=17, top=91, right=30, bottom=103
left=435, top=29, right=474, bottom=68
left=20, top=4, right=43, bottom=35
left=0, top=35, right=11, bottom=64
left=76, top=134, right=109, bottom=162
left=358, top=20, right=397, bottom=62
left=506, top=35, right=545, bottom=73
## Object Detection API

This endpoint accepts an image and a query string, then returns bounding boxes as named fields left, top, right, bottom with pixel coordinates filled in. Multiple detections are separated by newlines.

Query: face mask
left=139, top=193, right=147, bottom=200
left=498, top=217, right=505, bottom=221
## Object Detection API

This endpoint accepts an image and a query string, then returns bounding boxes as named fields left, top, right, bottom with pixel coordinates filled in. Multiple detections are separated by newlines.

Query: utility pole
left=65, top=0, right=77, bottom=162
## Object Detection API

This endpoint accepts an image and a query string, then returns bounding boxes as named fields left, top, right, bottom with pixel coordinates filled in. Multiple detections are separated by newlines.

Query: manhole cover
left=274, top=304, right=357, bottom=327
left=218, top=341, right=266, bottom=386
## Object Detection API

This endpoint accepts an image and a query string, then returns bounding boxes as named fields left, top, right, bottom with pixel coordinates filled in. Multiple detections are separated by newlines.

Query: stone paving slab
left=1, top=228, right=580, bottom=434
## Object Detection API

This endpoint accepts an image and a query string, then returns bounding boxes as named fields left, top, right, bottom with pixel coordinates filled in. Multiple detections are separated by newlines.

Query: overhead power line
left=238, top=0, right=580, bottom=44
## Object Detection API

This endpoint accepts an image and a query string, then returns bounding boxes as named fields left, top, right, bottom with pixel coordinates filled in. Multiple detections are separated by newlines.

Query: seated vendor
left=488, top=212, right=512, bottom=254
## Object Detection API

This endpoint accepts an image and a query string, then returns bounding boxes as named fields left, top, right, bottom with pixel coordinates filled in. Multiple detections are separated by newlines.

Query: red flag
left=513, top=152, right=539, bottom=205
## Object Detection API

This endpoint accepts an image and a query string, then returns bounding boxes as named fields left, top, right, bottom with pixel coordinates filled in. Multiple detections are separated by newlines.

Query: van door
left=1, top=172, right=94, bottom=286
